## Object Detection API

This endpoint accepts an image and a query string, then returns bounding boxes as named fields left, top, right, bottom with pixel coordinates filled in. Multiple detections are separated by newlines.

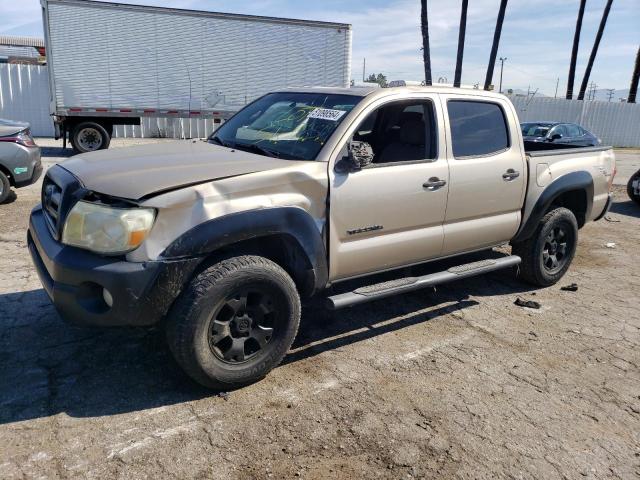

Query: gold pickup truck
left=28, top=86, right=616, bottom=389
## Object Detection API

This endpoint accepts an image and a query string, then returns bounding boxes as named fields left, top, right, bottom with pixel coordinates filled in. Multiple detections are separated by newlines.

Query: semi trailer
left=41, top=0, right=352, bottom=152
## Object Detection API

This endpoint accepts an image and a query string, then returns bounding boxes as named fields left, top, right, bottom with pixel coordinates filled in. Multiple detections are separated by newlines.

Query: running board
left=326, top=255, right=521, bottom=310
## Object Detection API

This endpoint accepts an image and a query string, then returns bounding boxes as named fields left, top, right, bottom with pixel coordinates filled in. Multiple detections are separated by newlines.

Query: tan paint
left=109, top=86, right=613, bottom=288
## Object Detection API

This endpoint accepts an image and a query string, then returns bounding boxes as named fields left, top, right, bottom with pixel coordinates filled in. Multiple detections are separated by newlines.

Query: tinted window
left=550, top=125, right=567, bottom=137
left=448, top=101, right=509, bottom=157
left=565, top=124, right=581, bottom=137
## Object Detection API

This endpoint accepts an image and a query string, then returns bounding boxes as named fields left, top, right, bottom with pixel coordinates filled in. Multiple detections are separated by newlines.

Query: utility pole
left=605, top=88, right=615, bottom=102
left=628, top=46, right=640, bottom=103
left=554, top=77, right=559, bottom=98
left=454, top=0, right=468, bottom=88
left=362, top=58, right=366, bottom=82
left=498, top=57, right=507, bottom=93
left=566, top=0, right=586, bottom=99
left=484, top=0, right=509, bottom=90
left=578, top=0, right=613, bottom=101
left=420, top=0, right=432, bottom=85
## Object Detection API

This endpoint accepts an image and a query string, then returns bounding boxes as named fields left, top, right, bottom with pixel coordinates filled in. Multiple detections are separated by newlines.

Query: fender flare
left=513, top=171, right=594, bottom=243
left=160, top=207, right=328, bottom=293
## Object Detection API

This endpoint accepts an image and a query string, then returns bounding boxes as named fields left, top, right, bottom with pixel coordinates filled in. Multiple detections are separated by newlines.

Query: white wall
left=2, top=64, right=640, bottom=147
left=509, top=95, right=640, bottom=148
left=0, top=64, right=55, bottom=136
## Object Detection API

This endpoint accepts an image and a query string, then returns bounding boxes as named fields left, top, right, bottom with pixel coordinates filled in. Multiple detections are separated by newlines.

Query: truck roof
left=279, top=85, right=510, bottom=100
left=44, top=0, right=352, bottom=29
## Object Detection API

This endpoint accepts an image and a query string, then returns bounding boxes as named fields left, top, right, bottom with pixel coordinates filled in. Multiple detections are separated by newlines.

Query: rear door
left=440, top=94, right=526, bottom=256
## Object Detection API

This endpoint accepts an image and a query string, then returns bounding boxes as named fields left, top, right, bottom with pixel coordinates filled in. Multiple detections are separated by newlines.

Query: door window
left=447, top=100, right=509, bottom=158
left=351, top=100, right=437, bottom=164
left=565, top=124, right=581, bottom=137
left=549, top=125, right=568, bottom=138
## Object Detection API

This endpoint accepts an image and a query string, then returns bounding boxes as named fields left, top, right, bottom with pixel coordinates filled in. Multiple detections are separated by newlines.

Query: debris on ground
left=561, top=283, right=578, bottom=292
left=514, top=298, right=541, bottom=309
left=604, top=216, right=620, bottom=223
left=605, top=242, right=616, bottom=248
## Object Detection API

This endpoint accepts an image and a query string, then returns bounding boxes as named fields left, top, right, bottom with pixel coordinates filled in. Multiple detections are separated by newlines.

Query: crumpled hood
left=60, top=141, right=304, bottom=200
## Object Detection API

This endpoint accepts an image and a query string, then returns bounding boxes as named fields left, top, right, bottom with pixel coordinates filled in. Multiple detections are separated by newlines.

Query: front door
left=328, top=95, right=449, bottom=281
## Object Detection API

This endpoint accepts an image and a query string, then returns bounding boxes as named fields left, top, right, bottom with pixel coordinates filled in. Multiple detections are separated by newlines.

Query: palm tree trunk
left=577, top=0, right=613, bottom=100
left=484, top=0, right=508, bottom=90
left=454, top=0, right=469, bottom=88
left=566, top=0, right=586, bottom=99
left=421, top=0, right=432, bottom=86
left=628, top=46, right=640, bottom=103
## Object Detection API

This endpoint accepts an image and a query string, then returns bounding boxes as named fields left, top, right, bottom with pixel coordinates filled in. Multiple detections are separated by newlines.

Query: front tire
left=166, top=255, right=301, bottom=390
left=627, top=169, right=640, bottom=205
left=512, top=207, right=578, bottom=287
left=70, top=122, right=111, bottom=153
left=0, top=170, right=11, bottom=203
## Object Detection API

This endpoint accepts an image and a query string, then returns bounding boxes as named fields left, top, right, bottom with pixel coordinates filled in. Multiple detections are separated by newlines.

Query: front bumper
left=28, top=206, right=200, bottom=327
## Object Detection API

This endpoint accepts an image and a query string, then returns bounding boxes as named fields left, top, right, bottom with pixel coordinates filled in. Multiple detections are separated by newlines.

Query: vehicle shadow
left=0, top=190, right=17, bottom=205
left=39, top=145, right=74, bottom=158
left=0, top=253, right=536, bottom=425
left=609, top=199, right=640, bottom=219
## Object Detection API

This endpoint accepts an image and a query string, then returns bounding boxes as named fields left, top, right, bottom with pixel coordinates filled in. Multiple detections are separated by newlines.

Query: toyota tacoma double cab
left=28, top=86, right=616, bottom=389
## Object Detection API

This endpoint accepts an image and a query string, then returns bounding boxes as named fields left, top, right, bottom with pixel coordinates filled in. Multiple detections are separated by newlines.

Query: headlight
left=62, top=201, right=155, bottom=254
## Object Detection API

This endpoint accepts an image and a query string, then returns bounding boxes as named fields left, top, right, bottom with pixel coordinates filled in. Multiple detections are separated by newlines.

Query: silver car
left=0, top=119, right=42, bottom=203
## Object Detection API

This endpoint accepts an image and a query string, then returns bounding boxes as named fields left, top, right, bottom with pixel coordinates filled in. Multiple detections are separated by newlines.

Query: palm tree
left=454, top=0, right=469, bottom=88
left=566, top=0, right=587, bottom=99
left=628, top=46, right=639, bottom=103
left=484, top=0, right=509, bottom=90
left=577, top=0, right=613, bottom=100
left=421, top=0, right=432, bottom=85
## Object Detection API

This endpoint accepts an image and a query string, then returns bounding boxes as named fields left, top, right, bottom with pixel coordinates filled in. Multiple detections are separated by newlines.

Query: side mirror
left=335, top=141, right=374, bottom=173
left=549, top=133, right=562, bottom=141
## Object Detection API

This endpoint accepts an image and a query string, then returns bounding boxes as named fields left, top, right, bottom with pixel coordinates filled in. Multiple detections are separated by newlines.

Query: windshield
left=209, top=92, right=362, bottom=160
left=521, top=123, right=552, bottom=137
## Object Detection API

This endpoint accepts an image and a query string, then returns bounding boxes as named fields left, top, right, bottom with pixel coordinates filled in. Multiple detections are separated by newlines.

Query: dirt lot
left=1, top=140, right=639, bottom=479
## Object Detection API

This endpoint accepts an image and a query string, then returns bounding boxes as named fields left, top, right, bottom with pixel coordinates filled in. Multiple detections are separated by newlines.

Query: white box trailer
left=41, top=0, right=352, bottom=152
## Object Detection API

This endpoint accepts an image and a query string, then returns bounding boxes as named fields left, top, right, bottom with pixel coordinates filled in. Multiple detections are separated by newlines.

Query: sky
left=1, top=0, right=638, bottom=96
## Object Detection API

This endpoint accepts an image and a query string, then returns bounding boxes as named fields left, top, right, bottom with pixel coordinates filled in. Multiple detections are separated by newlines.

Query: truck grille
left=42, top=175, right=62, bottom=235
left=40, top=167, right=84, bottom=240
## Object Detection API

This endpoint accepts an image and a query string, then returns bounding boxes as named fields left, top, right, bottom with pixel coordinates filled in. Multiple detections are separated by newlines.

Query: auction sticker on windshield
left=307, top=108, right=347, bottom=121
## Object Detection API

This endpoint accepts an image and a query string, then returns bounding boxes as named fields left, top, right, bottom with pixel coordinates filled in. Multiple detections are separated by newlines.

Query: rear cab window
left=446, top=100, right=510, bottom=158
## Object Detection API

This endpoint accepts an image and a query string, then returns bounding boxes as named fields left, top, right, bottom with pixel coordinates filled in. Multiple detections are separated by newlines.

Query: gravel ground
left=1, top=139, right=639, bottom=479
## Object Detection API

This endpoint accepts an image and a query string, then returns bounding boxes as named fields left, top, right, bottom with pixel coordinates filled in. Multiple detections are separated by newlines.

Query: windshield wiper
left=209, top=136, right=233, bottom=148
left=233, top=142, right=281, bottom=158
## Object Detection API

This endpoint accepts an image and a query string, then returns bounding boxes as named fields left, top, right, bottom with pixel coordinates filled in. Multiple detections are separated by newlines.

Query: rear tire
left=166, top=255, right=301, bottom=390
left=0, top=171, right=11, bottom=203
left=70, top=122, right=111, bottom=153
left=627, top=169, right=640, bottom=205
left=512, top=207, right=578, bottom=287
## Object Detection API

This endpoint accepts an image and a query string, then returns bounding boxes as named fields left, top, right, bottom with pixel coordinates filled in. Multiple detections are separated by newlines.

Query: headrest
left=400, top=120, right=426, bottom=145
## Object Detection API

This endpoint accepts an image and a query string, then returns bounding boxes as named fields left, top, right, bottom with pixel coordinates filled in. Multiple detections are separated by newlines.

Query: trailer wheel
left=627, top=169, right=640, bottom=206
left=71, top=122, right=111, bottom=153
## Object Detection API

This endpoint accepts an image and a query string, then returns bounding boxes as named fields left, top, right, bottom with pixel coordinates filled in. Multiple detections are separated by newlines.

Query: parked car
left=0, top=119, right=42, bottom=203
left=28, top=86, right=615, bottom=389
left=628, top=168, right=640, bottom=205
left=521, top=121, right=601, bottom=147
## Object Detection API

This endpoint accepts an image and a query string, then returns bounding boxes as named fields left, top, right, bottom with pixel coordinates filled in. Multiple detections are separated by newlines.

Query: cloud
left=1, top=0, right=637, bottom=94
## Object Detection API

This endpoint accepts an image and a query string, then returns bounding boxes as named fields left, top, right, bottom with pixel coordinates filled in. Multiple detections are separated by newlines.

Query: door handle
left=502, top=169, right=520, bottom=181
left=423, top=177, right=447, bottom=190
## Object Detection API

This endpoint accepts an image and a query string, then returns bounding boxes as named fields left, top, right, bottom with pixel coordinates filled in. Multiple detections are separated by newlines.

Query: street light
left=499, top=57, right=507, bottom=93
